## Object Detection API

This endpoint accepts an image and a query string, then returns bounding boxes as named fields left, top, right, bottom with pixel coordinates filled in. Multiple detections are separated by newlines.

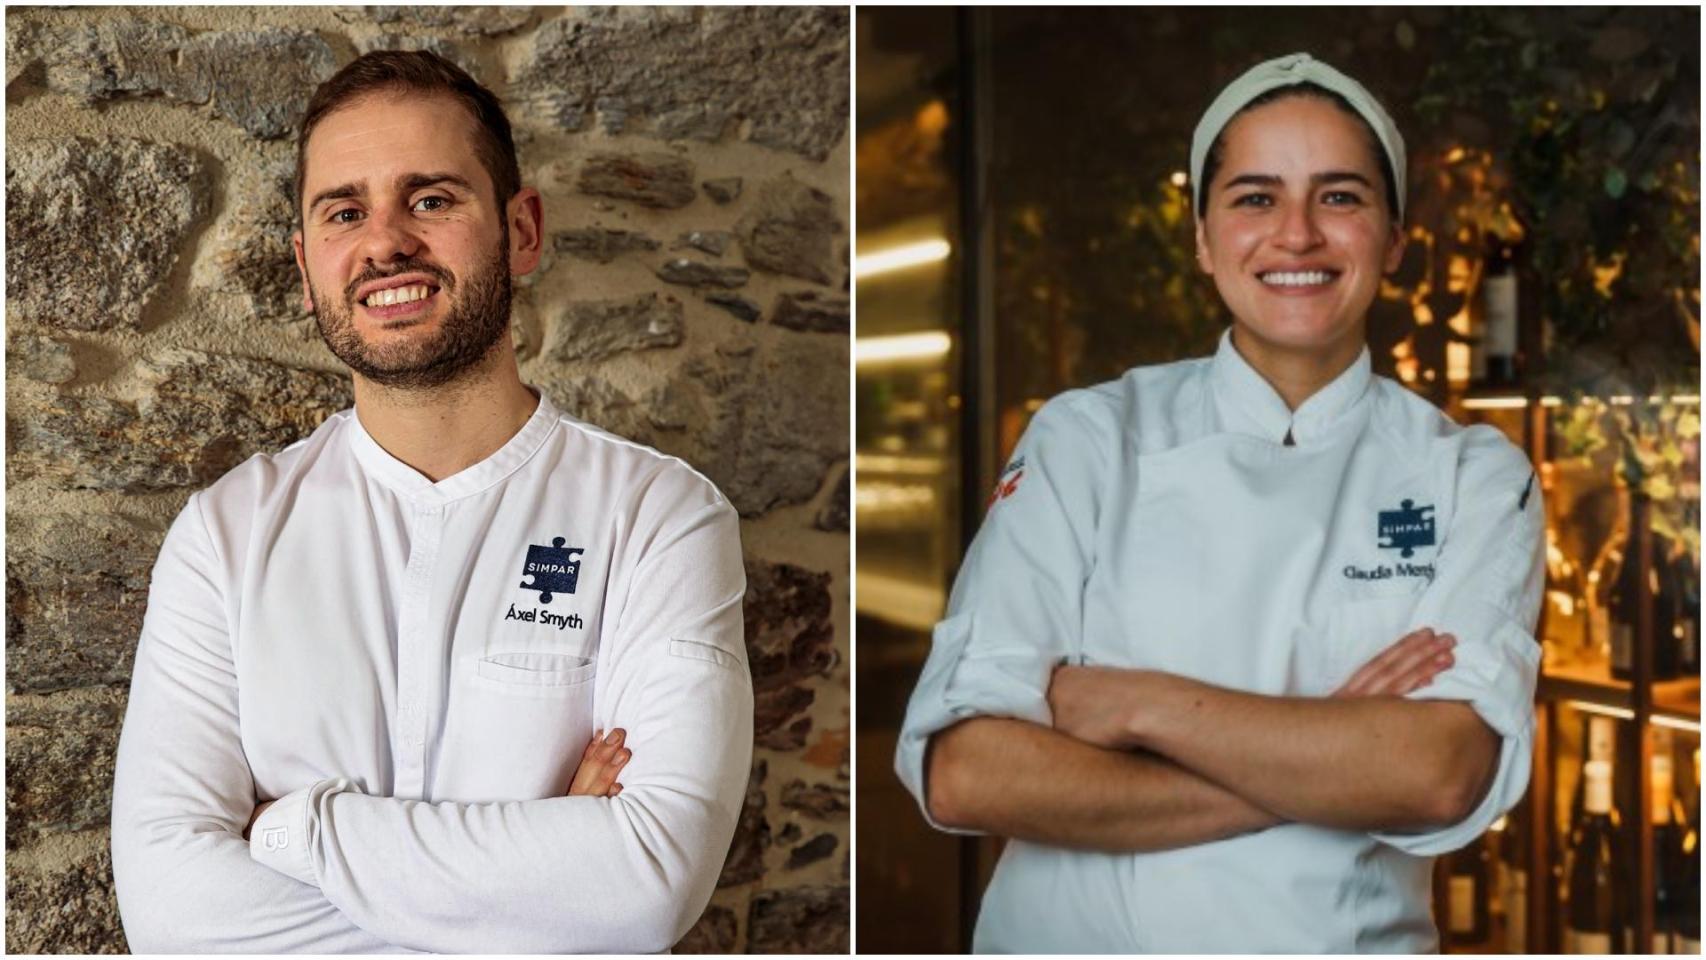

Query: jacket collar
left=1208, top=327, right=1372, bottom=446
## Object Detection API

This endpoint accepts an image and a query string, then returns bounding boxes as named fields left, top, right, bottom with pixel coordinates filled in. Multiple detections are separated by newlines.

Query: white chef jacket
left=896, top=328, right=1544, bottom=953
left=109, top=387, right=753, bottom=954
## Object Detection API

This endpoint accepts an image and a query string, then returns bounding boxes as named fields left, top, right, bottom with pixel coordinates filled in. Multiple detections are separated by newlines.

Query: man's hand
left=568, top=728, right=631, bottom=797
left=1333, top=628, right=1455, bottom=698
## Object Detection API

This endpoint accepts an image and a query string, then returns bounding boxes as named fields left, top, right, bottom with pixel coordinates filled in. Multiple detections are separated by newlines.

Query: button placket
left=394, top=501, right=444, bottom=798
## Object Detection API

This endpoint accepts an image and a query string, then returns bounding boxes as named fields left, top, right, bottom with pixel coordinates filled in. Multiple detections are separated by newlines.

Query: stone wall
left=4, top=6, right=849, bottom=954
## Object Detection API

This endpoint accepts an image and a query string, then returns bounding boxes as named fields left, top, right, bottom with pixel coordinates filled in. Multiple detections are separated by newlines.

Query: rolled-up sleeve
left=894, top=396, right=1104, bottom=833
left=1373, top=427, right=1545, bottom=856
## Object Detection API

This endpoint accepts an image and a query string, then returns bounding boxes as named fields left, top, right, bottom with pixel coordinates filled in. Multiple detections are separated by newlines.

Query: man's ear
left=292, top=230, right=314, bottom=314
left=506, top=186, right=545, bottom=279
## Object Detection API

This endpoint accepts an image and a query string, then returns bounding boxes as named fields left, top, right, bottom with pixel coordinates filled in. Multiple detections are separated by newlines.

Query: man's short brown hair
left=294, top=50, right=521, bottom=229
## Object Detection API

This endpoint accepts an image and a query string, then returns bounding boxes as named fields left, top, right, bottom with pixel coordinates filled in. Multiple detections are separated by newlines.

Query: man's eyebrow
left=1222, top=171, right=1374, bottom=190
left=308, top=172, right=478, bottom=213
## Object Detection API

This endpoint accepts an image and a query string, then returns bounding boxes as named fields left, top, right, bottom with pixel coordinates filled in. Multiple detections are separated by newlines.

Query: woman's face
left=1195, top=95, right=1404, bottom=362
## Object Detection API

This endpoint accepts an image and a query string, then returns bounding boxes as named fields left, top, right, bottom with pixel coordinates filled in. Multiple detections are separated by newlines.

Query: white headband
left=1190, top=52, right=1406, bottom=220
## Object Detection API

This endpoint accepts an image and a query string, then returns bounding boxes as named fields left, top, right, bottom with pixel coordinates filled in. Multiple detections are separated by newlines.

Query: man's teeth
left=363, top=284, right=434, bottom=307
left=1261, top=270, right=1336, bottom=287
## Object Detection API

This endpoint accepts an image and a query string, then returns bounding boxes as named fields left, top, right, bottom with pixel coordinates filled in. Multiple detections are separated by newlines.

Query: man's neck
left=351, top=353, right=540, bottom=484
left=1229, top=324, right=1363, bottom=412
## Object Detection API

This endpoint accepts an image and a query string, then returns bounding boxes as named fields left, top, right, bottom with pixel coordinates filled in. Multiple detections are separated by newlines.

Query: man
left=895, top=54, right=1543, bottom=952
left=109, top=51, right=753, bottom=953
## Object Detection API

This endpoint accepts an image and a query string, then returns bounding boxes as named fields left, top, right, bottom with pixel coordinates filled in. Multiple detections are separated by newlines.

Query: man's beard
left=310, top=232, right=513, bottom=391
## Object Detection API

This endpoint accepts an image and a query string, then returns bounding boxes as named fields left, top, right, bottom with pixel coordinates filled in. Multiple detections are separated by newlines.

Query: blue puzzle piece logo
left=1377, top=499, right=1436, bottom=558
left=520, top=537, right=584, bottom=603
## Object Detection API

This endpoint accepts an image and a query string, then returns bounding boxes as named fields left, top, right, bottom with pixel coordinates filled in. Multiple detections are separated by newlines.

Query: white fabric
left=110, top=388, right=753, bottom=954
left=1190, top=52, right=1408, bottom=220
left=895, top=328, right=1543, bottom=953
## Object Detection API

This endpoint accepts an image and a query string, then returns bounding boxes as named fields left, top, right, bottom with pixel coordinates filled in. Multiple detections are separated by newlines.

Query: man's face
left=293, top=91, right=540, bottom=390
left=1194, top=95, right=1404, bottom=362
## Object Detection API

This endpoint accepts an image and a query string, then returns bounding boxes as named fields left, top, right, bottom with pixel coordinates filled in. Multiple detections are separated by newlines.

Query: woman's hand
left=1333, top=628, right=1455, bottom=698
left=568, top=727, right=631, bottom=797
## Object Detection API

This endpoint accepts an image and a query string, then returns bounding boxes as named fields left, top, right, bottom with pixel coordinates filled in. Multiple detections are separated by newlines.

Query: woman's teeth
left=363, top=284, right=434, bottom=307
left=1260, top=270, right=1336, bottom=287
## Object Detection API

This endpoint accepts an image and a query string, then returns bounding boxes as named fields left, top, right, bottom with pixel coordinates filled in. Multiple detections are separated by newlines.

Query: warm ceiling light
left=855, top=331, right=951, bottom=366
left=855, top=238, right=951, bottom=280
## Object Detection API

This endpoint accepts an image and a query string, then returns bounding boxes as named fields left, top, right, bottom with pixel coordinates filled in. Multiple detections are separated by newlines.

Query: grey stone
left=10, top=349, right=351, bottom=493
left=44, top=22, right=338, bottom=140
left=743, top=559, right=836, bottom=751
left=6, top=137, right=211, bottom=333
left=353, top=33, right=478, bottom=78
left=701, top=177, right=743, bottom=204
left=209, top=156, right=302, bottom=322
left=719, top=759, right=768, bottom=888
left=786, top=833, right=838, bottom=871
left=674, top=231, right=732, bottom=257
left=5, top=830, right=121, bottom=954
left=6, top=688, right=126, bottom=838
left=188, top=30, right=339, bottom=140
left=551, top=293, right=684, bottom=363
left=704, top=294, right=761, bottom=324
left=814, top=468, right=849, bottom=532
left=781, top=779, right=849, bottom=820
left=674, top=905, right=737, bottom=953
left=5, top=15, right=46, bottom=87
left=747, top=886, right=849, bottom=953
left=538, top=375, right=650, bottom=441
left=553, top=228, right=659, bottom=263
left=736, top=174, right=842, bottom=284
left=776, top=822, right=802, bottom=846
left=669, top=336, right=848, bottom=515
left=5, top=513, right=163, bottom=694
left=516, top=8, right=848, bottom=160
left=8, top=334, right=75, bottom=384
left=576, top=152, right=696, bottom=209
left=771, top=291, right=849, bottom=334
left=655, top=259, right=749, bottom=290
left=336, top=6, right=537, bottom=37
left=642, top=380, right=694, bottom=432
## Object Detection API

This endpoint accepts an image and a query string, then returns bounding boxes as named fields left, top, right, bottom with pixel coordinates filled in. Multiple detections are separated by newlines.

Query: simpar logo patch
left=520, top=537, right=585, bottom=603
left=1377, top=499, right=1436, bottom=558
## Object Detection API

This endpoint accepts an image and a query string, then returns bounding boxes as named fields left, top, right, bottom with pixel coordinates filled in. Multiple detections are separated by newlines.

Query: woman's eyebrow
left=1221, top=171, right=1373, bottom=190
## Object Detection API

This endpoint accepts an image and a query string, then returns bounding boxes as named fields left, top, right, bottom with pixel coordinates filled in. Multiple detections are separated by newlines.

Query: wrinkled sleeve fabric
left=246, top=477, right=753, bottom=954
left=1373, top=427, right=1545, bottom=856
left=894, top=396, right=1105, bottom=833
left=110, top=493, right=408, bottom=953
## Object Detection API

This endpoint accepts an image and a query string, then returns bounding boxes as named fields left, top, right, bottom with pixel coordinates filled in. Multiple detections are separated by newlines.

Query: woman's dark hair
left=1197, top=82, right=1400, bottom=220
left=294, top=50, right=521, bottom=228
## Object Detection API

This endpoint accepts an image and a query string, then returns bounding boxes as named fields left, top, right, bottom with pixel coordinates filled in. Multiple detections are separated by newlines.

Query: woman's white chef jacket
left=896, top=329, right=1545, bottom=953
left=110, top=388, right=753, bottom=954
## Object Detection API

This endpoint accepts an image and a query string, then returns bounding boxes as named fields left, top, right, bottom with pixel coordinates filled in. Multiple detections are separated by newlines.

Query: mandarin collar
left=1208, top=327, right=1373, bottom=446
left=347, top=386, right=556, bottom=504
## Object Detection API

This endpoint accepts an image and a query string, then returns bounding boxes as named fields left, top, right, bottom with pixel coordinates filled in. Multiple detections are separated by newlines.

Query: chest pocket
left=436, top=651, right=596, bottom=802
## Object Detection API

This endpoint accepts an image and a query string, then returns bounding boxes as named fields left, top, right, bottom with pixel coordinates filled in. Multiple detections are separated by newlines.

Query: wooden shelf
left=1537, top=657, right=1700, bottom=724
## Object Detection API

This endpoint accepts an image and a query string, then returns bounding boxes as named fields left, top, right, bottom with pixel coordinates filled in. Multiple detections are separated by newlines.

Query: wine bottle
left=1588, top=489, right=1641, bottom=681
left=1680, top=748, right=1701, bottom=954
left=1481, top=233, right=1520, bottom=386
left=1651, top=732, right=1686, bottom=952
left=1564, top=759, right=1624, bottom=953
left=1499, top=800, right=1530, bottom=953
left=1653, top=534, right=1683, bottom=682
left=1447, top=830, right=1492, bottom=947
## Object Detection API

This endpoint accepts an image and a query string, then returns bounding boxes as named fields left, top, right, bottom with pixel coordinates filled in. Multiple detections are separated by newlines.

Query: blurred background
left=855, top=6, right=1700, bottom=954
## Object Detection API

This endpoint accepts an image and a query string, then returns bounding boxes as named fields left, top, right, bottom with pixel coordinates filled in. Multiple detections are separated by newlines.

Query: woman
left=896, top=53, right=1544, bottom=952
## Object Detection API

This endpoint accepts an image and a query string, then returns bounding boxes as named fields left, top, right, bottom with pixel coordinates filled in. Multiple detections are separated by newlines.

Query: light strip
left=1461, top=394, right=1699, bottom=410
left=855, top=238, right=951, bottom=280
left=1570, top=701, right=1635, bottom=720
left=856, top=331, right=951, bottom=366
left=1652, top=714, right=1702, bottom=734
